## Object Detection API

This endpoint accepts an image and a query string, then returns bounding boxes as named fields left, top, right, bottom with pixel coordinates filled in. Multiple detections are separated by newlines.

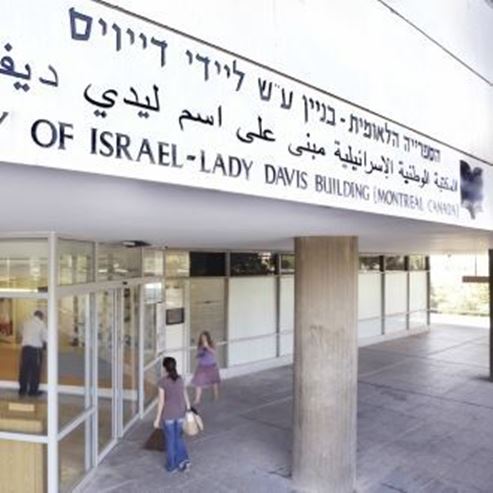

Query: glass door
left=120, top=286, right=140, bottom=431
left=96, top=290, right=116, bottom=458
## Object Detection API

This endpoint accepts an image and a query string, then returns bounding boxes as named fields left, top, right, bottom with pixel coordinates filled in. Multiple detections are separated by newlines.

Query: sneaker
left=178, top=461, right=191, bottom=473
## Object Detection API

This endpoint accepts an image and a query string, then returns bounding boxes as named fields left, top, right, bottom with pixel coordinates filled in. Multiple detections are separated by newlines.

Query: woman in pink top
left=191, top=331, right=221, bottom=405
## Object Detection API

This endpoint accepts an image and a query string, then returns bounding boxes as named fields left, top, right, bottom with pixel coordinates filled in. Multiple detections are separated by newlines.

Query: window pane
left=165, top=252, right=189, bottom=278
left=359, top=255, right=381, bottom=272
left=144, top=283, right=163, bottom=365
left=190, top=252, right=226, bottom=277
left=408, top=255, right=427, bottom=271
left=144, top=360, right=161, bottom=410
left=58, top=295, right=92, bottom=429
left=385, top=256, right=406, bottom=271
left=0, top=298, right=48, bottom=433
left=143, top=249, right=164, bottom=277
left=280, top=254, right=295, bottom=274
left=98, top=245, right=141, bottom=281
left=230, top=252, right=277, bottom=276
left=0, top=239, right=48, bottom=291
left=59, top=420, right=90, bottom=493
left=58, top=240, right=94, bottom=285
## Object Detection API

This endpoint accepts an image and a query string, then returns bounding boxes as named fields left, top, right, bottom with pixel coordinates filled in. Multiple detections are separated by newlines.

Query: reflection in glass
left=190, top=252, right=226, bottom=277
left=280, top=254, right=295, bottom=273
left=58, top=295, right=91, bottom=429
left=59, top=420, right=90, bottom=493
left=122, top=287, right=140, bottom=427
left=144, top=283, right=163, bottom=365
left=165, top=251, right=190, bottom=278
left=143, top=249, right=164, bottom=277
left=385, top=256, right=406, bottom=271
left=144, top=360, right=161, bottom=410
left=98, top=245, right=141, bottom=281
left=230, top=252, right=277, bottom=276
left=359, top=255, right=382, bottom=272
left=0, top=239, right=48, bottom=290
left=97, top=291, right=114, bottom=455
left=0, top=298, right=48, bottom=433
left=58, top=240, right=94, bottom=285
left=190, top=278, right=227, bottom=369
left=408, top=255, right=427, bottom=271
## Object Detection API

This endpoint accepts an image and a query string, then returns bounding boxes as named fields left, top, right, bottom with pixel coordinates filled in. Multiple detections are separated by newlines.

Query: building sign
left=0, top=0, right=491, bottom=229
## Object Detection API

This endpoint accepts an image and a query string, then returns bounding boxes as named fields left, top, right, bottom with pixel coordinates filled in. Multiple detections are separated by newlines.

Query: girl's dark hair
left=197, top=331, right=214, bottom=350
left=163, top=357, right=179, bottom=381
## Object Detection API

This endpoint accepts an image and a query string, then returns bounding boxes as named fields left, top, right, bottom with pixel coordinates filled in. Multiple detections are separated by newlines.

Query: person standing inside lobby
left=18, top=310, right=47, bottom=397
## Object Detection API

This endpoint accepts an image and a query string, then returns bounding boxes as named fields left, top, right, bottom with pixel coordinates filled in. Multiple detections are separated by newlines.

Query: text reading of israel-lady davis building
left=0, top=0, right=491, bottom=228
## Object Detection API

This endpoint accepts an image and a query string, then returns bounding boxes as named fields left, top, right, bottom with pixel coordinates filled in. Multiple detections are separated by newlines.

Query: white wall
left=109, top=0, right=493, bottom=162
left=228, top=277, right=277, bottom=365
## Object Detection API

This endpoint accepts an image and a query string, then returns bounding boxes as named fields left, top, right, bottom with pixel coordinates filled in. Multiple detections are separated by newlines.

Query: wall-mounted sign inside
left=0, top=0, right=491, bottom=230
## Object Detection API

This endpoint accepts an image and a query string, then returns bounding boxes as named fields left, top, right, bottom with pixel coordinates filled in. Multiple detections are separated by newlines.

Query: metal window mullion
left=275, top=256, right=281, bottom=358
left=112, top=289, right=118, bottom=443
left=57, top=408, right=94, bottom=441
left=47, top=232, right=59, bottom=493
left=138, top=285, right=145, bottom=418
left=0, top=431, right=48, bottom=444
left=406, top=263, right=411, bottom=331
left=0, top=291, right=48, bottom=299
left=380, top=255, right=386, bottom=336
left=92, top=292, right=99, bottom=465
left=225, top=252, right=231, bottom=368
left=117, top=288, right=124, bottom=437
left=84, top=294, right=92, bottom=472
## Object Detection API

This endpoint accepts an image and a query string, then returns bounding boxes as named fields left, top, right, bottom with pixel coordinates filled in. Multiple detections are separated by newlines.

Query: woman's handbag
left=143, top=428, right=165, bottom=452
left=183, top=408, right=204, bottom=437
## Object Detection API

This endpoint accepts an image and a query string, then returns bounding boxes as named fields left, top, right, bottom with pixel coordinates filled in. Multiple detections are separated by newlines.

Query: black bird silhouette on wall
left=460, top=160, right=484, bottom=219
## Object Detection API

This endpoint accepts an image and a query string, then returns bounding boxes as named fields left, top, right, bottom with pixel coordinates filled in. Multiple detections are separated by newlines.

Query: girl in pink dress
left=191, top=331, right=221, bottom=405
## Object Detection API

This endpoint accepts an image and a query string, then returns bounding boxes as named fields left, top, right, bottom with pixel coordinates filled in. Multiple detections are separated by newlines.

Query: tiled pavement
left=80, top=321, right=493, bottom=493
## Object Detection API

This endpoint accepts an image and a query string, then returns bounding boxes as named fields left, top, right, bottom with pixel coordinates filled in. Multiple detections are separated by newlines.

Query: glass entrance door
left=95, top=285, right=141, bottom=457
left=120, top=286, right=140, bottom=430
left=96, top=290, right=116, bottom=458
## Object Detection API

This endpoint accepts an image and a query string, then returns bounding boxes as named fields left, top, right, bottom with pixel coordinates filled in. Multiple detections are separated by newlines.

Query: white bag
left=183, top=409, right=204, bottom=437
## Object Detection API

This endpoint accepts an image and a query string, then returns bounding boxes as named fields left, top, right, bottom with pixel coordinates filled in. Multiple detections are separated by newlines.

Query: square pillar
left=292, top=237, right=358, bottom=493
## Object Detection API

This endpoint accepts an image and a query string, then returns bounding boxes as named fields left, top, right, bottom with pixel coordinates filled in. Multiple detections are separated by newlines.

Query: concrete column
left=489, top=249, right=493, bottom=381
left=292, top=237, right=358, bottom=493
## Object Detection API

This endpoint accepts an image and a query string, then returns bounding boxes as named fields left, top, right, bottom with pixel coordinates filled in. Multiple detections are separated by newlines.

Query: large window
left=0, top=297, right=48, bottom=433
left=230, top=252, right=278, bottom=276
left=98, top=245, right=141, bottom=281
left=0, top=239, right=48, bottom=291
left=385, top=256, right=406, bottom=271
left=190, top=252, right=226, bottom=277
left=58, top=240, right=94, bottom=285
left=165, top=251, right=190, bottom=278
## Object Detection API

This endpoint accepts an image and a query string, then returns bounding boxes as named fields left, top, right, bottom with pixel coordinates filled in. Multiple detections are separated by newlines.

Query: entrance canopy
left=0, top=162, right=491, bottom=254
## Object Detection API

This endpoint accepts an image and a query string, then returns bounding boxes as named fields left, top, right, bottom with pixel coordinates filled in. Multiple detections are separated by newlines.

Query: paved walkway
left=80, top=323, right=493, bottom=493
